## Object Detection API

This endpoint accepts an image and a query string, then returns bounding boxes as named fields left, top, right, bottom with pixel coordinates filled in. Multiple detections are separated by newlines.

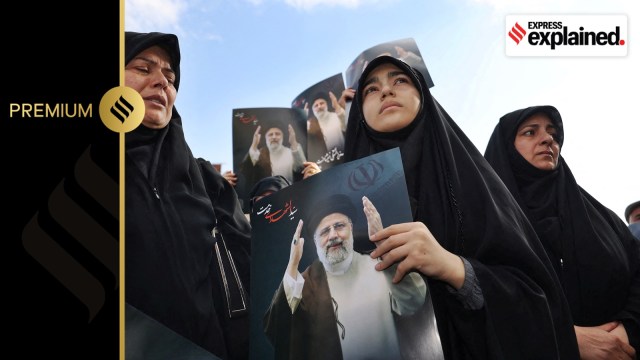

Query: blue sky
left=125, top=0, right=639, bottom=220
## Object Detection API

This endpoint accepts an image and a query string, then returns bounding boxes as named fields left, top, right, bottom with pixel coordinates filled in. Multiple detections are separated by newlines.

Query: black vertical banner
left=4, top=1, right=120, bottom=359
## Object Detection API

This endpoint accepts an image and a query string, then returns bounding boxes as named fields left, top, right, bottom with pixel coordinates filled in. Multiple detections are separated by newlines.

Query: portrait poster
left=291, top=73, right=347, bottom=171
left=232, top=107, right=308, bottom=213
left=344, top=37, right=435, bottom=90
left=249, top=148, right=444, bottom=360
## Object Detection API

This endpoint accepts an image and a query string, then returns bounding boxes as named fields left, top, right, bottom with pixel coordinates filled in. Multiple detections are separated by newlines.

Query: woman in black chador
left=484, top=105, right=639, bottom=359
left=124, top=31, right=251, bottom=360
left=344, top=55, right=580, bottom=359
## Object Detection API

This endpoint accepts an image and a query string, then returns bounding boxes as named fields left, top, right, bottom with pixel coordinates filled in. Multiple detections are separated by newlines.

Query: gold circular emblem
left=99, top=86, right=145, bottom=133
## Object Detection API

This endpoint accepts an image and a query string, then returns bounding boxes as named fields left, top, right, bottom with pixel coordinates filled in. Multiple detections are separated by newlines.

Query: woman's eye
left=363, top=86, right=378, bottom=95
left=394, top=77, right=408, bottom=85
left=523, top=130, right=534, bottom=136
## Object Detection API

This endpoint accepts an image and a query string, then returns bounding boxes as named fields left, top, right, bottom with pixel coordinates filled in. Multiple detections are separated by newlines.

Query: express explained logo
left=506, top=15, right=627, bottom=56
left=512, top=21, right=624, bottom=49
left=508, top=22, right=527, bottom=45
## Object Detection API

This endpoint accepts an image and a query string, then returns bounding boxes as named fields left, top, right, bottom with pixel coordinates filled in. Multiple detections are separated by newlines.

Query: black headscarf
left=484, top=105, right=640, bottom=351
left=248, top=175, right=291, bottom=212
left=125, top=31, right=181, bottom=90
left=124, top=31, right=181, bottom=182
left=345, top=56, right=579, bottom=359
left=626, top=201, right=640, bottom=225
left=125, top=31, right=251, bottom=359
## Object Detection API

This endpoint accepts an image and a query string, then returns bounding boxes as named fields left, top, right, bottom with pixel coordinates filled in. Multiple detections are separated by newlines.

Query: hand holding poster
left=249, top=148, right=444, bottom=360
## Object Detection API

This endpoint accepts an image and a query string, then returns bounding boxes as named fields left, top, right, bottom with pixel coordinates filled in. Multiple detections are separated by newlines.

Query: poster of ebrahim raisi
left=249, top=148, right=444, bottom=360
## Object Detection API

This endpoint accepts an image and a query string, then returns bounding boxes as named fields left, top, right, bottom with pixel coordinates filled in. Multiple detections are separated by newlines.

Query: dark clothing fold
left=307, top=117, right=330, bottom=160
left=241, top=148, right=273, bottom=190
left=344, top=56, right=579, bottom=359
left=263, top=261, right=342, bottom=360
left=484, top=105, right=640, bottom=352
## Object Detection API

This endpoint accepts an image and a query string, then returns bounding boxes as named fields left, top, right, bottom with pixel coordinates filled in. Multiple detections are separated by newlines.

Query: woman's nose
left=381, top=83, right=394, bottom=97
left=540, top=132, right=554, bottom=145
left=152, top=71, right=169, bottom=88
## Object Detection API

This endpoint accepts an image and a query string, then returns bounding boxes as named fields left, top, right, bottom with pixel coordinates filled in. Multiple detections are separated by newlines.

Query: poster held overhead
left=291, top=73, right=347, bottom=171
left=344, top=37, right=434, bottom=90
left=232, top=107, right=308, bottom=213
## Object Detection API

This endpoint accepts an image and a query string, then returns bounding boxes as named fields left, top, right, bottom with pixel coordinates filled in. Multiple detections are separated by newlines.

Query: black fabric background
left=3, top=1, right=120, bottom=358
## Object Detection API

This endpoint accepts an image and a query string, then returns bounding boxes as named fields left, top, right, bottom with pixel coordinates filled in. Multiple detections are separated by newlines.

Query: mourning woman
left=125, top=31, right=251, bottom=359
left=484, top=105, right=639, bottom=359
left=343, top=55, right=580, bottom=359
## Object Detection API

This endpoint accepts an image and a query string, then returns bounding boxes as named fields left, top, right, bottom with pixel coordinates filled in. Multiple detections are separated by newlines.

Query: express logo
left=526, top=23, right=625, bottom=50
left=508, top=22, right=527, bottom=45
left=506, top=15, right=627, bottom=57
left=348, top=159, right=383, bottom=191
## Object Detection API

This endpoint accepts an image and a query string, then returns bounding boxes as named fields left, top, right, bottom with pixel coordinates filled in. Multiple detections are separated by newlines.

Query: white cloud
left=466, top=0, right=536, bottom=11
left=467, top=0, right=638, bottom=13
left=282, top=0, right=383, bottom=11
left=203, top=33, right=224, bottom=41
left=125, top=0, right=188, bottom=32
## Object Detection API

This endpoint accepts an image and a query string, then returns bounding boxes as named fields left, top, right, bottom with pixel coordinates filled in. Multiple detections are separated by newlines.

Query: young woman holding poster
left=343, top=55, right=580, bottom=359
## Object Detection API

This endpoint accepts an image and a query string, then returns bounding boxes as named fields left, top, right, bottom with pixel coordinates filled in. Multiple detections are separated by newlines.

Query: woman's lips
left=144, top=95, right=166, bottom=107
left=379, top=101, right=401, bottom=114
